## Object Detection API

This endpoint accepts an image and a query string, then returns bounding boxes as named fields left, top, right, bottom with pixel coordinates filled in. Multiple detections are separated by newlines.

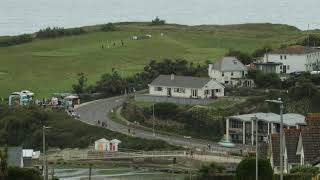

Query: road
left=74, top=96, right=247, bottom=154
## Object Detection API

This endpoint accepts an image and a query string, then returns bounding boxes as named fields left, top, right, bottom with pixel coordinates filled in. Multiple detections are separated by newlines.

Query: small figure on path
left=121, top=40, right=124, bottom=46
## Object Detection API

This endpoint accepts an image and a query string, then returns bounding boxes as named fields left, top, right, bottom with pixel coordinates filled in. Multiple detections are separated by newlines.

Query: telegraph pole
left=89, top=164, right=92, bottom=180
left=152, top=103, right=155, bottom=137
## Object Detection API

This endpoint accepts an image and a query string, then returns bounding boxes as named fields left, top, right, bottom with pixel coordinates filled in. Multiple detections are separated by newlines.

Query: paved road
left=74, top=96, right=247, bottom=154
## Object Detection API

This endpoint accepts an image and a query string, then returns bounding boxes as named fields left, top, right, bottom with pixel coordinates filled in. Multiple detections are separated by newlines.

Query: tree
left=72, top=73, right=87, bottom=94
left=101, top=23, right=119, bottom=32
left=252, top=46, right=272, bottom=59
left=236, top=158, right=273, bottom=180
left=197, top=162, right=225, bottom=179
left=288, top=78, right=317, bottom=100
left=0, top=148, right=8, bottom=180
left=290, top=165, right=320, bottom=176
left=248, top=70, right=281, bottom=88
left=226, top=49, right=253, bottom=65
left=299, top=34, right=320, bottom=47
left=94, top=69, right=127, bottom=96
left=151, top=17, right=166, bottom=25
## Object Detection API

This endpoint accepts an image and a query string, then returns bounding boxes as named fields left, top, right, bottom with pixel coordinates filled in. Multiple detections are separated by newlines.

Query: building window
left=222, top=72, right=224, bottom=77
left=231, top=72, right=234, bottom=76
left=287, top=65, right=290, bottom=70
left=204, top=90, right=210, bottom=95
left=225, top=81, right=229, bottom=84
left=280, top=66, right=283, bottom=69
left=284, top=55, right=287, bottom=60
left=216, top=89, right=221, bottom=93
left=280, top=55, right=283, bottom=60
left=154, top=87, right=163, bottom=91
left=174, top=88, right=185, bottom=93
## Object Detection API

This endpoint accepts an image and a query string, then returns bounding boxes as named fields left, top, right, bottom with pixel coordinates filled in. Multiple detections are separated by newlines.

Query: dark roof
left=271, top=129, right=300, bottom=166
left=212, top=57, right=248, bottom=72
left=253, top=62, right=282, bottom=65
left=149, top=75, right=221, bottom=89
left=7, top=147, right=23, bottom=167
left=285, top=129, right=300, bottom=164
left=271, top=134, right=280, bottom=167
left=271, top=45, right=320, bottom=54
left=301, top=126, right=320, bottom=163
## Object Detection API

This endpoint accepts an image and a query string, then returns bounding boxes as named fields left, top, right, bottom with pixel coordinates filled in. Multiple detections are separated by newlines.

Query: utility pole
left=152, top=103, right=155, bottom=137
left=265, top=98, right=284, bottom=180
left=89, top=164, right=92, bottom=180
left=280, top=102, right=284, bottom=180
left=255, top=116, right=258, bottom=180
left=42, top=126, right=52, bottom=180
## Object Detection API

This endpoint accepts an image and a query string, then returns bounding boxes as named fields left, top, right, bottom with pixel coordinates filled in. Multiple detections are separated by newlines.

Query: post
left=256, top=117, right=259, bottom=180
left=89, top=164, right=92, bottom=180
left=226, top=118, right=230, bottom=141
left=268, top=123, right=270, bottom=135
left=242, top=121, right=246, bottom=145
left=251, top=120, right=254, bottom=145
left=152, top=103, right=155, bottom=137
left=280, top=103, right=284, bottom=180
left=42, top=126, right=46, bottom=180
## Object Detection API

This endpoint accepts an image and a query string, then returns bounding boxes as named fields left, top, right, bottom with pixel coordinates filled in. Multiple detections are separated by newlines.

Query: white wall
left=265, top=54, right=307, bottom=73
left=306, top=52, right=320, bottom=71
left=209, top=68, right=247, bottom=86
left=148, top=80, right=224, bottom=99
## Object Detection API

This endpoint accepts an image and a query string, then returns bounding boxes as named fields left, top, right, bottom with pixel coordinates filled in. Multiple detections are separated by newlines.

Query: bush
left=151, top=17, right=166, bottom=25
left=226, top=49, right=253, bottom=65
left=154, top=102, right=179, bottom=119
left=8, top=167, right=42, bottom=180
left=290, top=165, right=319, bottom=175
left=236, top=158, right=273, bottom=180
left=101, top=23, right=119, bottom=32
left=0, top=34, right=33, bottom=47
left=36, top=27, right=85, bottom=39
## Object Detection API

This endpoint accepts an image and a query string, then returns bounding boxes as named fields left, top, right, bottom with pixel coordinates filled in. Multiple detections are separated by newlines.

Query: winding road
left=74, top=96, right=246, bottom=154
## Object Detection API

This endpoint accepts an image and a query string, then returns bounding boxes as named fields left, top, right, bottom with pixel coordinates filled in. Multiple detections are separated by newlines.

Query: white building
left=264, top=45, right=320, bottom=74
left=149, top=74, right=225, bottom=99
left=208, top=57, right=253, bottom=87
left=94, top=138, right=121, bottom=152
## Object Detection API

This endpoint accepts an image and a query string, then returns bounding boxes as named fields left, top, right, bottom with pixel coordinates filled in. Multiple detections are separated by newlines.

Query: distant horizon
left=1, top=0, right=320, bottom=36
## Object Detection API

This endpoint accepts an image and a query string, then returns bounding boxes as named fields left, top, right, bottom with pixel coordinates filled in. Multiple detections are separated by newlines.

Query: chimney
left=208, top=64, right=213, bottom=77
left=171, top=74, right=175, bottom=80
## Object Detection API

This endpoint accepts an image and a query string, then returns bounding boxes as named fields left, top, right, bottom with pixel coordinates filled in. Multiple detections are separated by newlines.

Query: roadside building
left=264, top=45, right=320, bottom=74
left=22, top=149, right=34, bottom=167
left=253, top=62, right=282, bottom=74
left=269, top=113, right=320, bottom=173
left=110, top=139, right=121, bottom=152
left=148, top=74, right=225, bottom=99
left=7, top=147, right=24, bottom=168
left=94, top=138, right=110, bottom=152
left=208, top=57, right=254, bottom=87
left=225, top=113, right=305, bottom=145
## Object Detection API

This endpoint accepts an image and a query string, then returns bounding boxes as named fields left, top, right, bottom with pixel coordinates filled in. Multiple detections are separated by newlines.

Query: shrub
left=151, top=17, right=166, bottom=25
left=0, top=34, right=33, bottom=47
left=290, top=165, right=320, bottom=175
left=236, top=158, right=273, bottom=180
left=101, top=23, right=119, bottom=32
left=36, top=27, right=85, bottom=39
left=8, top=167, right=42, bottom=180
left=153, top=102, right=179, bottom=119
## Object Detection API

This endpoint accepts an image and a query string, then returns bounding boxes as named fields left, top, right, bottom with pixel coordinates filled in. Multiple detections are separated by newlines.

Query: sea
left=0, top=0, right=320, bottom=36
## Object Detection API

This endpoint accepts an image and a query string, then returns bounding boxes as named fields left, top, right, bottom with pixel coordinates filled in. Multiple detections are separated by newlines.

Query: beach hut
left=110, top=139, right=121, bottom=152
left=94, top=138, right=110, bottom=152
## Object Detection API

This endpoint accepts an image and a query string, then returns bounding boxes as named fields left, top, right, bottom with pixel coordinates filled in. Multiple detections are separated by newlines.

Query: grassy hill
left=0, top=22, right=315, bottom=97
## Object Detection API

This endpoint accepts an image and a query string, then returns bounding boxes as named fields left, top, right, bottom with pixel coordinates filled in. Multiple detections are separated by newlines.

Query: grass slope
left=0, top=23, right=314, bottom=97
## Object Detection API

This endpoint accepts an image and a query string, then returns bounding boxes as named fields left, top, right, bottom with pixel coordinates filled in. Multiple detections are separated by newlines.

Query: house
left=253, top=62, right=282, bottom=74
left=148, top=74, right=225, bottom=99
left=208, top=57, right=254, bottom=87
left=264, top=45, right=320, bottom=74
left=270, top=130, right=300, bottom=174
left=95, top=138, right=110, bottom=152
left=225, top=113, right=305, bottom=145
left=269, top=113, right=320, bottom=173
left=7, top=147, right=24, bottom=168
left=94, top=138, right=121, bottom=152
left=22, top=149, right=34, bottom=167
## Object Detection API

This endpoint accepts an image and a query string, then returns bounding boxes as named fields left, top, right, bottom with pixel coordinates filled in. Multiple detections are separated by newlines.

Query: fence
left=135, top=95, right=214, bottom=105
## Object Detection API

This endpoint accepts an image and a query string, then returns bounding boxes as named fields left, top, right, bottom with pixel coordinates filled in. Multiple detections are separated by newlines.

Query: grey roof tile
left=213, top=57, right=247, bottom=72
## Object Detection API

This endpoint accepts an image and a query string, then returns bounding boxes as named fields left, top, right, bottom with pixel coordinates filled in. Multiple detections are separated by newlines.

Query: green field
left=0, top=22, right=315, bottom=97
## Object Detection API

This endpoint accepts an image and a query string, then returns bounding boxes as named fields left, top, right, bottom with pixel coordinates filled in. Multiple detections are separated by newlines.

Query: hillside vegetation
left=0, top=22, right=316, bottom=97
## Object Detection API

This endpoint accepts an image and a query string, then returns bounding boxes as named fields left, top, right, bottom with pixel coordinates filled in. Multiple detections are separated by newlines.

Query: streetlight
left=265, top=98, right=284, bottom=180
left=152, top=103, right=155, bottom=137
left=43, top=126, right=52, bottom=180
left=252, top=116, right=258, bottom=180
